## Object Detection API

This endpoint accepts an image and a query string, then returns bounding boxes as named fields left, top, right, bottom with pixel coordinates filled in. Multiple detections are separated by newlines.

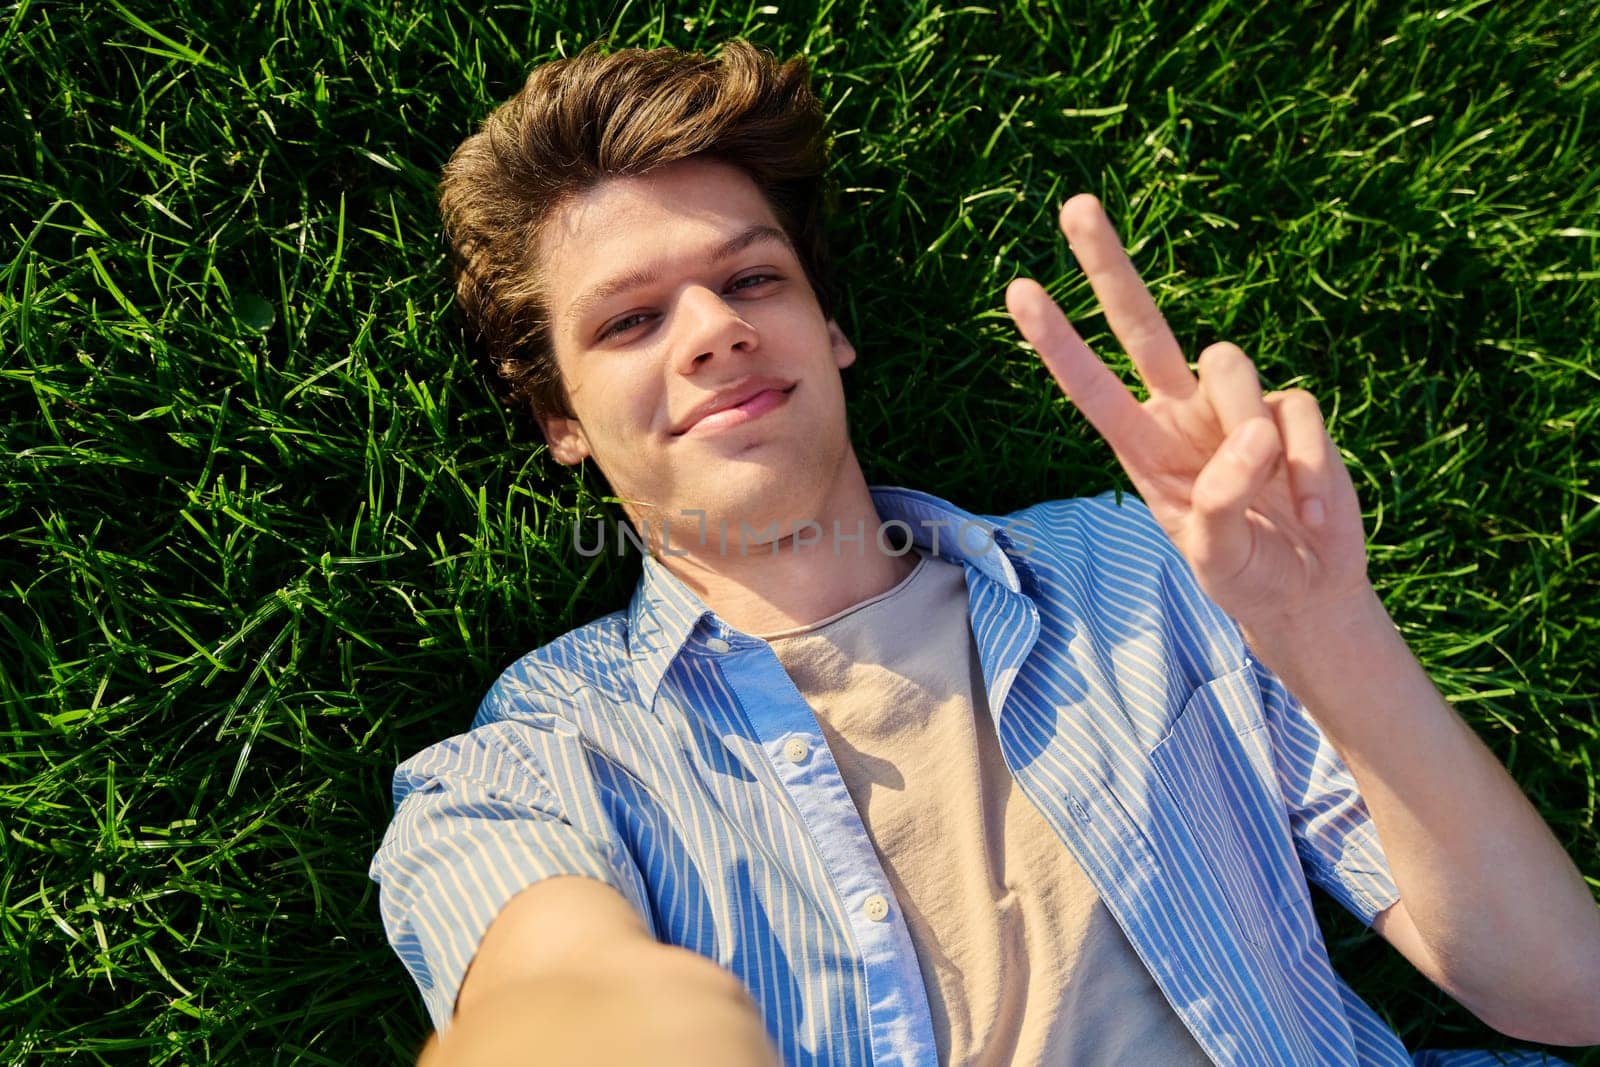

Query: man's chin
left=683, top=478, right=827, bottom=546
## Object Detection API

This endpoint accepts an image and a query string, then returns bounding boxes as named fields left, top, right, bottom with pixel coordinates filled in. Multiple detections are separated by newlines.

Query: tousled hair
left=439, top=38, right=837, bottom=423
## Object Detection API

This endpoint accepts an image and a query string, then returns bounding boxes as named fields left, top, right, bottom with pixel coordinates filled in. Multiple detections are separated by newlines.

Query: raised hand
left=1004, top=195, right=1373, bottom=632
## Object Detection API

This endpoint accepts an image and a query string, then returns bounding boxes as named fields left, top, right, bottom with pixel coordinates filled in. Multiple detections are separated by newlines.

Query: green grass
left=3, top=0, right=1596, bottom=1061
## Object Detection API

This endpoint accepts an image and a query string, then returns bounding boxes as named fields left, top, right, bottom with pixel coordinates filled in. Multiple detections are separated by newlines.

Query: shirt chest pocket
left=1149, top=664, right=1305, bottom=949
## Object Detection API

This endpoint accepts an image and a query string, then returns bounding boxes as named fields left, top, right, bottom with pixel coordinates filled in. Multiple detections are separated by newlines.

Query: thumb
left=1185, top=418, right=1280, bottom=582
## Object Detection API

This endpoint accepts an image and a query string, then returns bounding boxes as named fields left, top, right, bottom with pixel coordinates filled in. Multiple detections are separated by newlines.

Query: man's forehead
left=543, top=159, right=774, bottom=254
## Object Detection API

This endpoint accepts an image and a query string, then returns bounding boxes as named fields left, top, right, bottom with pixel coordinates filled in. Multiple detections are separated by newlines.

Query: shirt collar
left=625, top=484, right=1039, bottom=705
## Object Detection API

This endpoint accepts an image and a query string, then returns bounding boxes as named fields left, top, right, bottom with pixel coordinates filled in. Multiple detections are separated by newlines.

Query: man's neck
left=645, top=469, right=918, bottom=637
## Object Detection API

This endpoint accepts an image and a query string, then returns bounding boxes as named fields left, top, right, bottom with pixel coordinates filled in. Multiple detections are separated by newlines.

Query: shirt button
left=783, top=737, right=810, bottom=764
left=705, top=637, right=730, bottom=653
left=863, top=894, right=890, bottom=922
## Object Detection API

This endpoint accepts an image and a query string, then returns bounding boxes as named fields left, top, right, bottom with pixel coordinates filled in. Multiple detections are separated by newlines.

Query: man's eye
left=730, top=273, right=777, bottom=291
left=602, top=313, right=650, bottom=339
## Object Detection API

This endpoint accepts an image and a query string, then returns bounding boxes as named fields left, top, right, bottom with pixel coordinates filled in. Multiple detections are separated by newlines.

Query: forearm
left=420, top=946, right=780, bottom=1067
left=1241, top=586, right=1600, bottom=1043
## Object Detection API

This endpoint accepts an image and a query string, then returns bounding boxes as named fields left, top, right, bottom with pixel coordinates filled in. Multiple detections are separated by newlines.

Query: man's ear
left=827, top=318, right=856, bottom=370
left=537, top=413, right=591, bottom=466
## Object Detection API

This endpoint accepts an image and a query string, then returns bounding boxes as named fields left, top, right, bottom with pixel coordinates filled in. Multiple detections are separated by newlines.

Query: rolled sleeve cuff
left=1305, top=818, right=1401, bottom=928
left=369, top=730, right=655, bottom=1032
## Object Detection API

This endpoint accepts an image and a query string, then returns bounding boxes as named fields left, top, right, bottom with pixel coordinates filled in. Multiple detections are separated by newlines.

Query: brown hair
left=439, top=38, right=837, bottom=424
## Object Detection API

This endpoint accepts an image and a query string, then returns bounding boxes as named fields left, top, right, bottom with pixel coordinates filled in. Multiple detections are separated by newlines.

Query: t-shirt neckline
left=756, top=549, right=931, bottom=641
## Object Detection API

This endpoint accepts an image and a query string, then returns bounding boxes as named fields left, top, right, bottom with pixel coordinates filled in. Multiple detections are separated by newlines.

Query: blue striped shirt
left=371, top=486, right=1569, bottom=1066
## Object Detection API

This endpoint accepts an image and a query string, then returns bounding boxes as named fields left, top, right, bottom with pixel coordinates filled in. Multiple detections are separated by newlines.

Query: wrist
left=1235, top=579, right=1401, bottom=697
left=1238, top=582, right=1388, bottom=660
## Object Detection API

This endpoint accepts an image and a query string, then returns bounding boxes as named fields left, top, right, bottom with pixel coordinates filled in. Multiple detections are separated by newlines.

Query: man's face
left=536, top=156, right=858, bottom=543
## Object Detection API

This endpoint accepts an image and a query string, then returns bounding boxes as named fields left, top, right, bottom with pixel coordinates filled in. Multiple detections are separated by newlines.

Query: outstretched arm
left=415, top=876, right=778, bottom=1066
left=1005, top=195, right=1600, bottom=1046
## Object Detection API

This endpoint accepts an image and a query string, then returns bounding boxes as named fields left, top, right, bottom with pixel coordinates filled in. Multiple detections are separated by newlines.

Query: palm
left=1004, top=195, right=1372, bottom=629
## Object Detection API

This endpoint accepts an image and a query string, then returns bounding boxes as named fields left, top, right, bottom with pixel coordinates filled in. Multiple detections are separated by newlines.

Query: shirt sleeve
left=368, top=707, right=656, bottom=1032
left=1247, top=642, right=1403, bottom=927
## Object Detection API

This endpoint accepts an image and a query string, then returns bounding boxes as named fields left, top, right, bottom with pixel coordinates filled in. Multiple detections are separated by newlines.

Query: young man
left=370, top=39, right=1599, bottom=1066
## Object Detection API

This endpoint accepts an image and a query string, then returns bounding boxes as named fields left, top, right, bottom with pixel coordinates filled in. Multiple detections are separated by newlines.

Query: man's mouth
left=676, top=383, right=797, bottom=437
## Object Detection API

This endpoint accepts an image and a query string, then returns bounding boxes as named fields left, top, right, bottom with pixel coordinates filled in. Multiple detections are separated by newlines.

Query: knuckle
left=1074, top=373, right=1114, bottom=407
left=1281, top=387, right=1320, bottom=411
left=1197, top=341, right=1246, bottom=367
left=1184, top=530, right=1229, bottom=581
left=1188, top=479, right=1229, bottom=518
left=1126, top=318, right=1175, bottom=354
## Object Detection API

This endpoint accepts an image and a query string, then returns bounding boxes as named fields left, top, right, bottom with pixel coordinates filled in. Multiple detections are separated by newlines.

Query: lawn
left=3, top=0, right=1596, bottom=1062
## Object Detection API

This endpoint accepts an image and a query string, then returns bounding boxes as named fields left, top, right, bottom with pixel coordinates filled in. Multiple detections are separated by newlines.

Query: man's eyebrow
left=566, top=223, right=796, bottom=327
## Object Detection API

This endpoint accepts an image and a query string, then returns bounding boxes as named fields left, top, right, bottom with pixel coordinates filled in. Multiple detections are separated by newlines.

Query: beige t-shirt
left=760, top=550, right=1213, bottom=1067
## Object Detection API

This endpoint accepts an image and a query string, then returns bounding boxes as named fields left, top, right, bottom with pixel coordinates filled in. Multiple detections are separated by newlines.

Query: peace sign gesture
left=1005, top=195, right=1373, bottom=632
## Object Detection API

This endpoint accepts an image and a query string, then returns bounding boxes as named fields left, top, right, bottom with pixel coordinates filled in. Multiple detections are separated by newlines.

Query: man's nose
left=672, top=285, right=757, bottom=373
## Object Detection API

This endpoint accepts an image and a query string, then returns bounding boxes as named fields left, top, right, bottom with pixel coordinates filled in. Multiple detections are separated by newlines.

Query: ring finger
left=1196, top=341, right=1270, bottom=437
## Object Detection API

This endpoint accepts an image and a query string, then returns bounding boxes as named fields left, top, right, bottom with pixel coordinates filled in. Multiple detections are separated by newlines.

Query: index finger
left=1061, top=194, right=1197, bottom=399
left=1004, top=276, right=1146, bottom=452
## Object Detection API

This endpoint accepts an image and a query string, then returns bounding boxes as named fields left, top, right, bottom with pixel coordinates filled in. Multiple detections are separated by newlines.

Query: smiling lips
left=673, top=381, right=797, bottom=437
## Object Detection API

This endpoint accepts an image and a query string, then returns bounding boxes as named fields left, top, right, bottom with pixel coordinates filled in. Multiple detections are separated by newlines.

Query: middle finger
left=1060, top=194, right=1197, bottom=400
